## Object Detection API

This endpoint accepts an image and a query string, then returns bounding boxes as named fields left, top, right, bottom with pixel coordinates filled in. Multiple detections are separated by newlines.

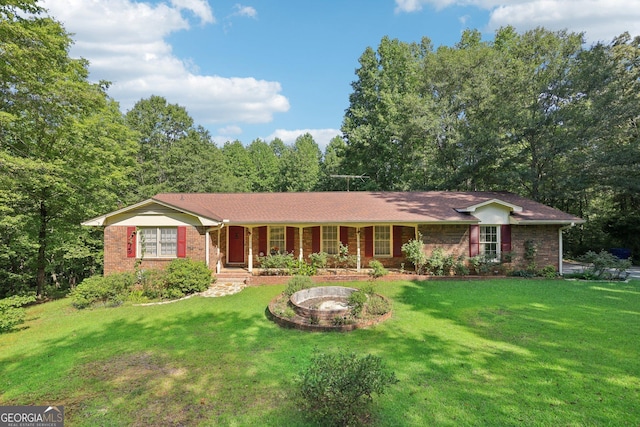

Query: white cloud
left=394, top=0, right=640, bottom=43
left=265, top=129, right=341, bottom=151
left=171, top=0, right=215, bottom=24
left=232, top=4, right=258, bottom=18
left=42, top=0, right=289, bottom=125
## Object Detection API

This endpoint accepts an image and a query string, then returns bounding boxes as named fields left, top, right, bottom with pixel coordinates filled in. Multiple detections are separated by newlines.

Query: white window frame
left=269, top=226, right=286, bottom=254
left=138, top=227, right=178, bottom=258
left=322, top=225, right=339, bottom=255
left=480, top=225, right=500, bottom=260
left=374, top=225, right=392, bottom=257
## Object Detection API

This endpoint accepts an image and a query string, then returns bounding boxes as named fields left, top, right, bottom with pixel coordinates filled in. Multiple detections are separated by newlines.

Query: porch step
left=215, top=271, right=252, bottom=285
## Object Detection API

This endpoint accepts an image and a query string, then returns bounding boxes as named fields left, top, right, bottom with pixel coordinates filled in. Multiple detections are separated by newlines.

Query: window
left=480, top=226, right=498, bottom=259
left=322, top=226, right=338, bottom=255
left=138, top=227, right=177, bottom=258
left=269, top=226, right=285, bottom=254
left=374, top=225, right=391, bottom=256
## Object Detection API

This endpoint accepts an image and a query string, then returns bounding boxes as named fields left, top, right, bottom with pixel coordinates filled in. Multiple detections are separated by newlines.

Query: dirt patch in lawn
left=74, top=352, right=213, bottom=426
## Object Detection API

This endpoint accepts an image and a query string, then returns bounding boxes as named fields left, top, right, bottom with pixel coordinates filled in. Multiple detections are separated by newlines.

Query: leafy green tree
left=221, top=140, right=257, bottom=192
left=125, top=95, right=195, bottom=197
left=247, top=138, right=280, bottom=192
left=0, top=0, right=137, bottom=296
left=279, top=133, right=322, bottom=191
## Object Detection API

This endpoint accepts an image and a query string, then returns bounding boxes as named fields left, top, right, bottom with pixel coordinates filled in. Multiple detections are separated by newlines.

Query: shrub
left=259, top=253, right=296, bottom=275
left=308, top=251, right=328, bottom=269
left=284, top=275, right=313, bottom=297
left=368, top=260, right=388, bottom=279
left=70, top=273, right=135, bottom=309
left=402, top=235, right=427, bottom=274
left=164, top=258, right=211, bottom=297
left=577, top=250, right=631, bottom=280
left=454, top=255, right=470, bottom=276
left=542, top=265, right=557, bottom=278
left=426, top=247, right=454, bottom=276
left=348, top=289, right=368, bottom=317
left=138, top=268, right=168, bottom=299
left=290, top=259, right=316, bottom=276
left=0, top=295, right=36, bottom=333
left=366, top=294, right=391, bottom=316
left=330, top=243, right=357, bottom=268
left=296, top=351, right=399, bottom=426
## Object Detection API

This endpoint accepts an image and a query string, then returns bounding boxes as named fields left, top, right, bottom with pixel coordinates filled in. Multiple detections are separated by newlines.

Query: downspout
left=559, top=223, right=575, bottom=275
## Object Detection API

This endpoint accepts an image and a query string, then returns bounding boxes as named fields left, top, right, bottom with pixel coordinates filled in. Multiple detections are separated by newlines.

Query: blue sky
left=43, top=0, right=640, bottom=149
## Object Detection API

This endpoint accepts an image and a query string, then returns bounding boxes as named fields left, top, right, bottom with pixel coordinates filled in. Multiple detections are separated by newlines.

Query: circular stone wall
left=290, top=286, right=357, bottom=322
left=267, top=286, right=393, bottom=332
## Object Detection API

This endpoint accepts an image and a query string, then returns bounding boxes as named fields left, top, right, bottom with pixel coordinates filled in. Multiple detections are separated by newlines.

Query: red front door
left=228, top=226, right=245, bottom=263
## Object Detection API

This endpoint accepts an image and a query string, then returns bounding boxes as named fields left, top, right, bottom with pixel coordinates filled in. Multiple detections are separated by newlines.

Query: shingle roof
left=151, top=191, right=583, bottom=225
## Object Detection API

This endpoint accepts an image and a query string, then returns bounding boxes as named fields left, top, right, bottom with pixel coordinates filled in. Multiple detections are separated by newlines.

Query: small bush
left=290, top=259, right=316, bottom=276
left=542, top=265, right=557, bottom=278
left=426, top=247, right=454, bottom=276
left=0, top=295, right=36, bottom=333
left=296, top=351, right=399, bottom=426
left=70, top=273, right=135, bottom=309
left=578, top=250, right=631, bottom=280
left=308, top=251, right=328, bottom=269
left=164, top=258, right=211, bottom=297
left=284, top=275, right=313, bottom=297
left=454, top=255, right=470, bottom=276
left=366, top=294, right=391, bottom=316
left=348, top=289, right=368, bottom=317
left=402, top=235, right=427, bottom=274
left=368, top=260, right=388, bottom=279
left=259, top=253, right=296, bottom=275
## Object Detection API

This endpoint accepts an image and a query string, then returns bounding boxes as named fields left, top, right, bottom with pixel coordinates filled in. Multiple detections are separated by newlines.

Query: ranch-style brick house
left=82, top=191, right=584, bottom=276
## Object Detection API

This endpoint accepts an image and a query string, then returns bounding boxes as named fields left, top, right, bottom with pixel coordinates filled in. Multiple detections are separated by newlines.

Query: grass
left=1, top=278, right=639, bottom=426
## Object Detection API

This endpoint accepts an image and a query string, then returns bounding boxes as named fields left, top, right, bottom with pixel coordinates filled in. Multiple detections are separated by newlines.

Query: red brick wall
left=103, top=225, right=208, bottom=275
left=511, top=225, right=560, bottom=270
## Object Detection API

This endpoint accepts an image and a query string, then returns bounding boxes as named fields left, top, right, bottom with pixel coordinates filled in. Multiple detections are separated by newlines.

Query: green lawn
left=1, top=279, right=639, bottom=426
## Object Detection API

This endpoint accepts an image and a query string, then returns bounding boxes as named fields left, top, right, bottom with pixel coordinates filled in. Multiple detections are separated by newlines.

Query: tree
left=0, top=0, right=138, bottom=296
left=247, top=138, right=280, bottom=192
left=279, top=133, right=322, bottom=191
left=125, top=95, right=195, bottom=198
left=221, top=140, right=257, bottom=192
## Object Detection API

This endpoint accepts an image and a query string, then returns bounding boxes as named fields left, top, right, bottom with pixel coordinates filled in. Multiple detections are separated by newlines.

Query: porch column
left=216, top=225, right=223, bottom=273
left=356, top=227, right=361, bottom=272
left=298, top=226, right=304, bottom=262
left=415, top=225, right=419, bottom=239
left=248, top=227, right=253, bottom=273
left=205, top=229, right=210, bottom=268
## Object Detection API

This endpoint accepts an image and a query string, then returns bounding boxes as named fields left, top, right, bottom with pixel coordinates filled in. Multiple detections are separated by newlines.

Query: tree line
left=1, top=0, right=638, bottom=297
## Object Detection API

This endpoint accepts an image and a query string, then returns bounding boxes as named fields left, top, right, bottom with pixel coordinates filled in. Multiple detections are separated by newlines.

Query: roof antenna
left=330, top=174, right=369, bottom=191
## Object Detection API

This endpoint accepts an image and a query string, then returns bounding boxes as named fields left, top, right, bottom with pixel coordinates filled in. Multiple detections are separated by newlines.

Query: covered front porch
left=211, top=223, right=421, bottom=274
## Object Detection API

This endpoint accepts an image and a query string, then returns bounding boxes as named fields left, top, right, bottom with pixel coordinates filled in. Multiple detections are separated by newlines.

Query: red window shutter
left=286, top=227, right=295, bottom=253
left=501, top=224, right=512, bottom=253
left=311, top=226, right=320, bottom=253
left=364, top=226, right=373, bottom=257
left=469, top=225, right=480, bottom=257
left=126, top=226, right=136, bottom=258
left=393, top=226, right=403, bottom=257
left=258, top=226, right=267, bottom=255
left=340, top=226, right=349, bottom=247
left=177, top=226, right=187, bottom=258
